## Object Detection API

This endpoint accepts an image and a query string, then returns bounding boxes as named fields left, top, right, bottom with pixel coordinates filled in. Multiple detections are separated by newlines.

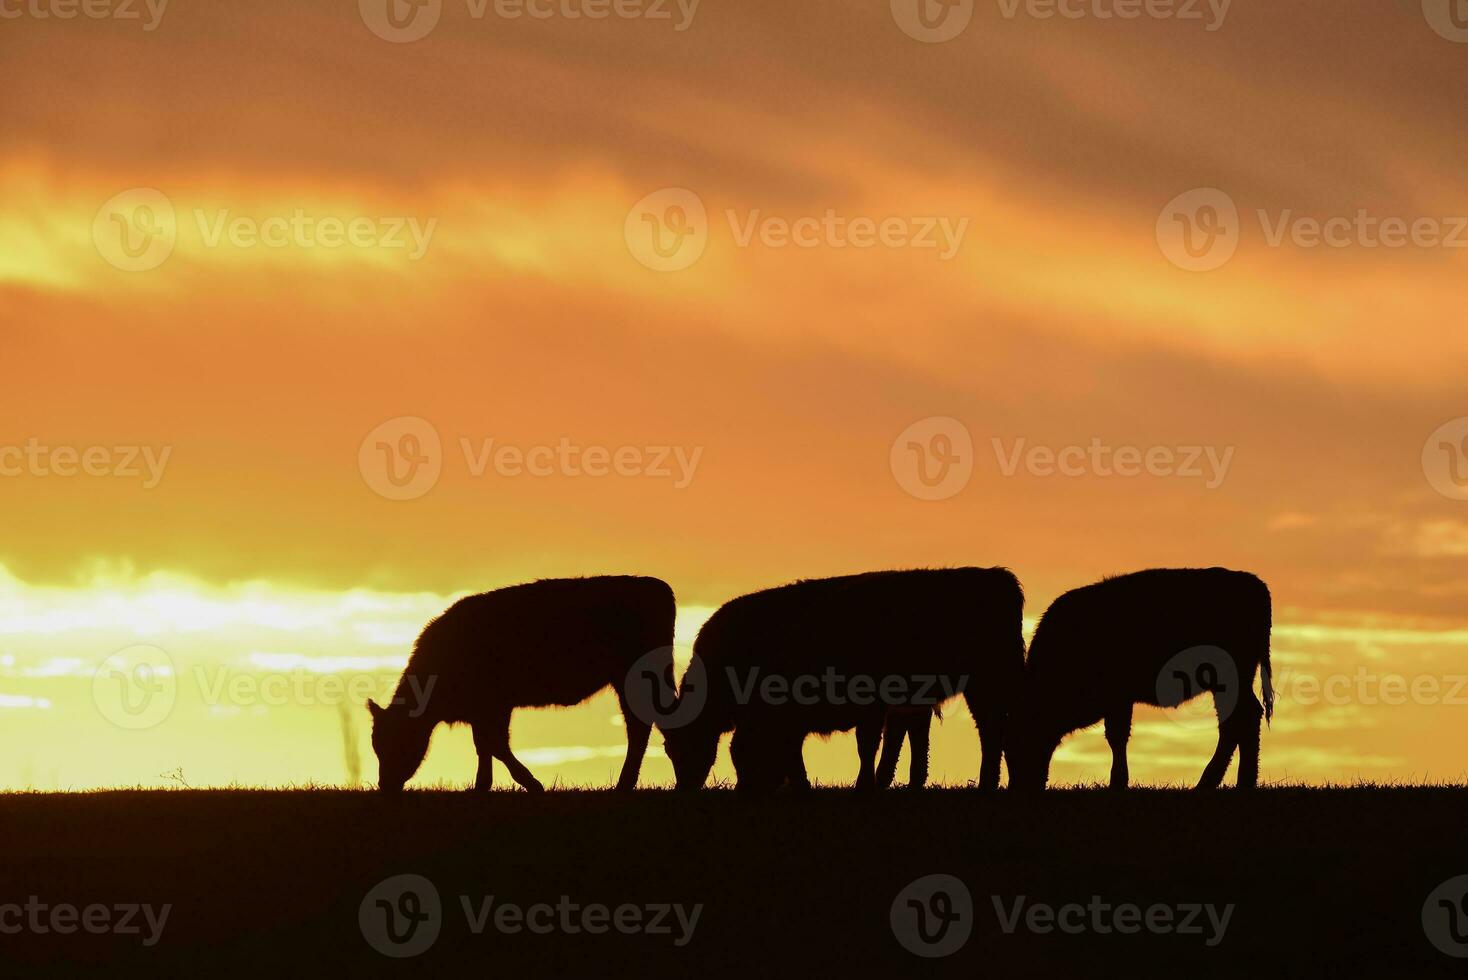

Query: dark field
left=2, top=787, right=1466, bottom=977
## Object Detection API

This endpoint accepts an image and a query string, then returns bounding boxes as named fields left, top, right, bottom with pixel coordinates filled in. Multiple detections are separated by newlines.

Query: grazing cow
left=661, top=568, right=1025, bottom=792
left=1005, top=567, right=1274, bottom=792
left=874, top=706, right=936, bottom=789
left=722, top=705, right=937, bottom=796
left=367, top=576, right=675, bottom=793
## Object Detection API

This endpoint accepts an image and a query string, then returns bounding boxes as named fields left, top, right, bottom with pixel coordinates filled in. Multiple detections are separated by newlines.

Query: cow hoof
left=523, top=780, right=546, bottom=794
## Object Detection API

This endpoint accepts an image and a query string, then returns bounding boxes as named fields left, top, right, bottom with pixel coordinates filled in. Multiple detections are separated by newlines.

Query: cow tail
left=1258, top=576, right=1275, bottom=727
left=1261, top=648, right=1274, bottom=727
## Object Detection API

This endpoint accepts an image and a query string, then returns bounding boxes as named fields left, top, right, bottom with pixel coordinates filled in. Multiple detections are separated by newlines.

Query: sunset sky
left=2, top=0, right=1466, bottom=790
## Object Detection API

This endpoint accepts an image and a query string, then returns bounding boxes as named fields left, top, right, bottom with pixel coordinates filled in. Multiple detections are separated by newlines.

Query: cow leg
left=731, top=725, right=780, bottom=794
left=875, top=713, right=906, bottom=788
left=964, top=688, right=1004, bottom=791
left=1196, top=693, right=1240, bottom=790
left=613, top=687, right=652, bottom=792
left=908, top=711, right=931, bottom=789
left=784, top=730, right=811, bottom=790
left=1104, top=704, right=1133, bottom=790
left=477, top=708, right=544, bottom=793
left=1196, top=732, right=1238, bottom=789
left=854, top=716, right=883, bottom=790
left=470, top=722, right=495, bottom=792
left=975, top=703, right=1004, bottom=792
left=1234, top=692, right=1264, bottom=789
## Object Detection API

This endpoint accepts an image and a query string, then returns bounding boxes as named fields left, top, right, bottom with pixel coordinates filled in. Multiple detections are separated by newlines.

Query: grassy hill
left=1, top=786, right=1465, bottom=976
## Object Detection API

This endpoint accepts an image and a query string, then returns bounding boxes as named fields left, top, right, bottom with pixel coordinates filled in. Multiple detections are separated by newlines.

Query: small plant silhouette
left=159, top=766, right=191, bottom=789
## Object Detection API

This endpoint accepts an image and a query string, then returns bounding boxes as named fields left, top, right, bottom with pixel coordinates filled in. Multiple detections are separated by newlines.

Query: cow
left=1005, top=567, right=1274, bottom=792
left=367, top=575, right=675, bottom=793
left=732, top=706, right=935, bottom=791
left=660, top=568, right=1025, bottom=792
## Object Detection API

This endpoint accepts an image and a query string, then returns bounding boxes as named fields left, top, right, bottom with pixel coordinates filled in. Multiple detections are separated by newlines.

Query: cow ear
left=366, top=699, right=383, bottom=719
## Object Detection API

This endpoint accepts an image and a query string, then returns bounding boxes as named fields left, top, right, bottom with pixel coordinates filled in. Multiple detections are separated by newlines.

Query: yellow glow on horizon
left=0, top=565, right=1463, bottom=790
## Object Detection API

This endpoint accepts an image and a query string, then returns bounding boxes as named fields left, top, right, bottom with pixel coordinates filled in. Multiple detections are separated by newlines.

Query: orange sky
left=1, top=0, right=1466, bottom=789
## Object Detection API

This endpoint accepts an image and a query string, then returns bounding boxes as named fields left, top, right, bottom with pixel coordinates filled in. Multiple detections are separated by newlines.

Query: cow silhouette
left=367, top=575, right=675, bottom=792
left=875, top=706, right=935, bottom=788
left=1006, top=567, right=1274, bottom=792
left=662, top=568, right=1025, bottom=792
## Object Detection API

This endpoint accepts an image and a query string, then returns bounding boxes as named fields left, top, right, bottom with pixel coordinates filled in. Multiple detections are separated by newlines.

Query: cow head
left=367, top=699, right=434, bottom=793
left=1003, top=691, right=1063, bottom=792
left=661, top=720, right=718, bottom=791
